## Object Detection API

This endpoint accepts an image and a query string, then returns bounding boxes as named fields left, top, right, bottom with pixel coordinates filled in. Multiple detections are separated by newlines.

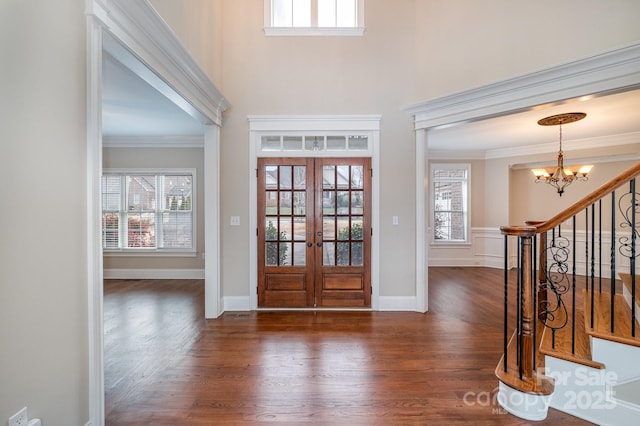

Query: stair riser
left=591, top=337, right=640, bottom=382
left=496, top=382, right=551, bottom=421
left=545, top=356, right=639, bottom=426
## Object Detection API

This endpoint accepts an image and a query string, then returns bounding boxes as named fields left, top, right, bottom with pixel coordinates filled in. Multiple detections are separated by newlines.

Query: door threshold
left=255, top=307, right=373, bottom=312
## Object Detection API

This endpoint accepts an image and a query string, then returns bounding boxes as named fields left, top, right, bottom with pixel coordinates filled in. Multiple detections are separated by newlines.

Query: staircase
left=495, top=162, right=640, bottom=425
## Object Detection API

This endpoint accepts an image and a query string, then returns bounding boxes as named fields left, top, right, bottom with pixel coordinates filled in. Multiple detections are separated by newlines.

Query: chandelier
left=531, top=112, right=593, bottom=196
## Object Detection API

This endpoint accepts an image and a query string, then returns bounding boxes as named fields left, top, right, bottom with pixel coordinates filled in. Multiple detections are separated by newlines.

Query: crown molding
left=485, top=132, right=640, bottom=159
left=428, top=132, right=639, bottom=160
left=87, top=0, right=230, bottom=127
left=427, top=150, right=487, bottom=160
left=511, top=152, right=640, bottom=170
left=247, top=115, right=382, bottom=131
left=405, top=41, right=640, bottom=131
left=103, top=135, right=204, bottom=148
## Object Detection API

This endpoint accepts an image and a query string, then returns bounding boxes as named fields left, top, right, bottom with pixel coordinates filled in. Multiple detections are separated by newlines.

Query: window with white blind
left=431, top=164, right=470, bottom=243
left=102, top=170, right=195, bottom=253
left=264, top=0, right=364, bottom=36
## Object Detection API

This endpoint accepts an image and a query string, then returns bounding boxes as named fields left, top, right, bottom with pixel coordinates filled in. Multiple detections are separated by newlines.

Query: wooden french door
left=257, top=157, right=371, bottom=308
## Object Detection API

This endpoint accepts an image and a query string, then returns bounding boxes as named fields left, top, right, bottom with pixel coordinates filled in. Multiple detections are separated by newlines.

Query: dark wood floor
left=104, top=267, right=593, bottom=425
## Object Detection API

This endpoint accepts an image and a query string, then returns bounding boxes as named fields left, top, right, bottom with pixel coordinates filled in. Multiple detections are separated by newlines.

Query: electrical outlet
left=8, top=407, right=28, bottom=426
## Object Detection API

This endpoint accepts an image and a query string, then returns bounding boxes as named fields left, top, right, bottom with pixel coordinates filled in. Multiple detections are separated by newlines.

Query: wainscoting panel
left=428, top=227, right=504, bottom=268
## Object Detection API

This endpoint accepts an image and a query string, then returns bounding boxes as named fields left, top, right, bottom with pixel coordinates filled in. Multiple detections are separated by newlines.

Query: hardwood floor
left=104, top=268, right=593, bottom=425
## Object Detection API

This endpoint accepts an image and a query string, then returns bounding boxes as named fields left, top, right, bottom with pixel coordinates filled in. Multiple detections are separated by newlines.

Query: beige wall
left=414, top=0, right=640, bottom=100
left=0, top=0, right=89, bottom=424
left=217, top=0, right=419, bottom=297
left=102, top=147, right=206, bottom=271
left=149, top=0, right=640, bottom=298
left=509, top=146, right=640, bottom=227
left=1, top=0, right=637, bottom=423
left=149, top=0, right=224, bottom=85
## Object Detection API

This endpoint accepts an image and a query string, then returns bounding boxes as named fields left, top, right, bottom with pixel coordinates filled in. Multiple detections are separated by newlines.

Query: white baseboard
left=428, top=257, right=504, bottom=269
left=104, top=268, right=205, bottom=279
left=223, top=296, right=251, bottom=311
left=221, top=296, right=420, bottom=312
left=378, top=296, right=417, bottom=311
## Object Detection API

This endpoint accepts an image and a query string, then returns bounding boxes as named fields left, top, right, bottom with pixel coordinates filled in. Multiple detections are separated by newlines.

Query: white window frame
left=430, top=163, right=471, bottom=245
left=264, top=0, right=365, bottom=37
left=102, top=168, right=197, bottom=256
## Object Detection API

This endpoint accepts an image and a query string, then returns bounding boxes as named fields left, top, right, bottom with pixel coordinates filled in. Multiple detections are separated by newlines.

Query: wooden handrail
left=500, top=225, right=536, bottom=236
left=532, top=162, right=640, bottom=234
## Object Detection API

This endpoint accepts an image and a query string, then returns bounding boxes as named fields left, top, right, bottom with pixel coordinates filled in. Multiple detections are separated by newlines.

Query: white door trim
left=86, top=1, right=229, bottom=424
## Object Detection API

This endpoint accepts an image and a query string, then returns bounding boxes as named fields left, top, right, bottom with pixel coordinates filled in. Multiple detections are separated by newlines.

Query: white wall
left=0, top=0, right=89, bottom=424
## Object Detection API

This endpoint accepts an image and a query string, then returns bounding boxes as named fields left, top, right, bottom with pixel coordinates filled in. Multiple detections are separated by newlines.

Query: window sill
left=430, top=241, right=472, bottom=247
left=264, top=27, right=365, bottom=37
left=104, top=250, right=197, bottom=257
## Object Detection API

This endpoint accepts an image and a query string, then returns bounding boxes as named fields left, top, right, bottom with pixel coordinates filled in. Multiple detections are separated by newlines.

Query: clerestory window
left=264, top=0, right=365, bottom=36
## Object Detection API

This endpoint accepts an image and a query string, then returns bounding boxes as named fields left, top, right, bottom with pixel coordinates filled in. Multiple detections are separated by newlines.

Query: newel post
left=501, top=225, right=537, bottom=380
left=526, top=220, right=547, bottom=321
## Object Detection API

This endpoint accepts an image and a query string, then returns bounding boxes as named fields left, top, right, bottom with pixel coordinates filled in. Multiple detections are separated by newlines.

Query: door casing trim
left=248, top=115, right=381, bottom=310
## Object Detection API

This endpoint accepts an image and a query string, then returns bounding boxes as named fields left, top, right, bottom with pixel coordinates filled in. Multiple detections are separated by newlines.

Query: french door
left=257, top=157, right=371, bottom=308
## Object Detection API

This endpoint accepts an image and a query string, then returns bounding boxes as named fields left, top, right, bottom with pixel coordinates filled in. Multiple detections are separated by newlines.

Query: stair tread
left=619, top=273, right=640, bottom=307
left=584, top=290, right=640, bottom=348
left=495, top=330, right=554, bottom=395
left=539, top=304, right=605, bottom=369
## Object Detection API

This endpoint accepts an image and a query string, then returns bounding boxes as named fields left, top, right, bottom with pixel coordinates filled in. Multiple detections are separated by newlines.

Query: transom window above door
left=249, top=115, right=379, bottom=158
left=264, top=0, right=365, bottom=36
left=261, top=134, right=369, bottom=154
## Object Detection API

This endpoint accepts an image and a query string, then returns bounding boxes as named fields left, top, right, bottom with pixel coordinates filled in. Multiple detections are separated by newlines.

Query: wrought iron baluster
left=631, top=179, right=637, bottom=337
left=611, top=190, right=616, bottom=333
left=572, top=215, right=577, bottom=355
left=599, top=199, right=602, bottom=293
left=518, top=236, right=524, bottom=379
left=533, top=234, right=538, bottom=370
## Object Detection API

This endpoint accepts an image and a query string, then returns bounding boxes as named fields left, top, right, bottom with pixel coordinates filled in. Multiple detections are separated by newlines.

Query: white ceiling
left=427, top=89, right=640, bottom=157
left=102, top=39, right=640, bottom=155
left=102, top=41, right=204, bottom=138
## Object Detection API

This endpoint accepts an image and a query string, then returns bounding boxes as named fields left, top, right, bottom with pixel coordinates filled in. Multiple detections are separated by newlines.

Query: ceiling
left=102, top=39, right=204, bottom=138
left=427, top=89, right=640, bottom=157
left=102, top=40, right=640, bottom=155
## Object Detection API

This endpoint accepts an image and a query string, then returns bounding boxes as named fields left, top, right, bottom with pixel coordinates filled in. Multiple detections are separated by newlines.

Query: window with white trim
left=431, top=164, right=470, bottom=243
left=264, top=0, right=364, bottom=36
left=102, top=170, right=195, bottom=252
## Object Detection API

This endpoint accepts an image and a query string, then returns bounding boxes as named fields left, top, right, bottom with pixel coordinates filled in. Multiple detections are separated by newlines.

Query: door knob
left=307, top=242, right=312, bottom=247
left=317, top=242, right=323, bottom=247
